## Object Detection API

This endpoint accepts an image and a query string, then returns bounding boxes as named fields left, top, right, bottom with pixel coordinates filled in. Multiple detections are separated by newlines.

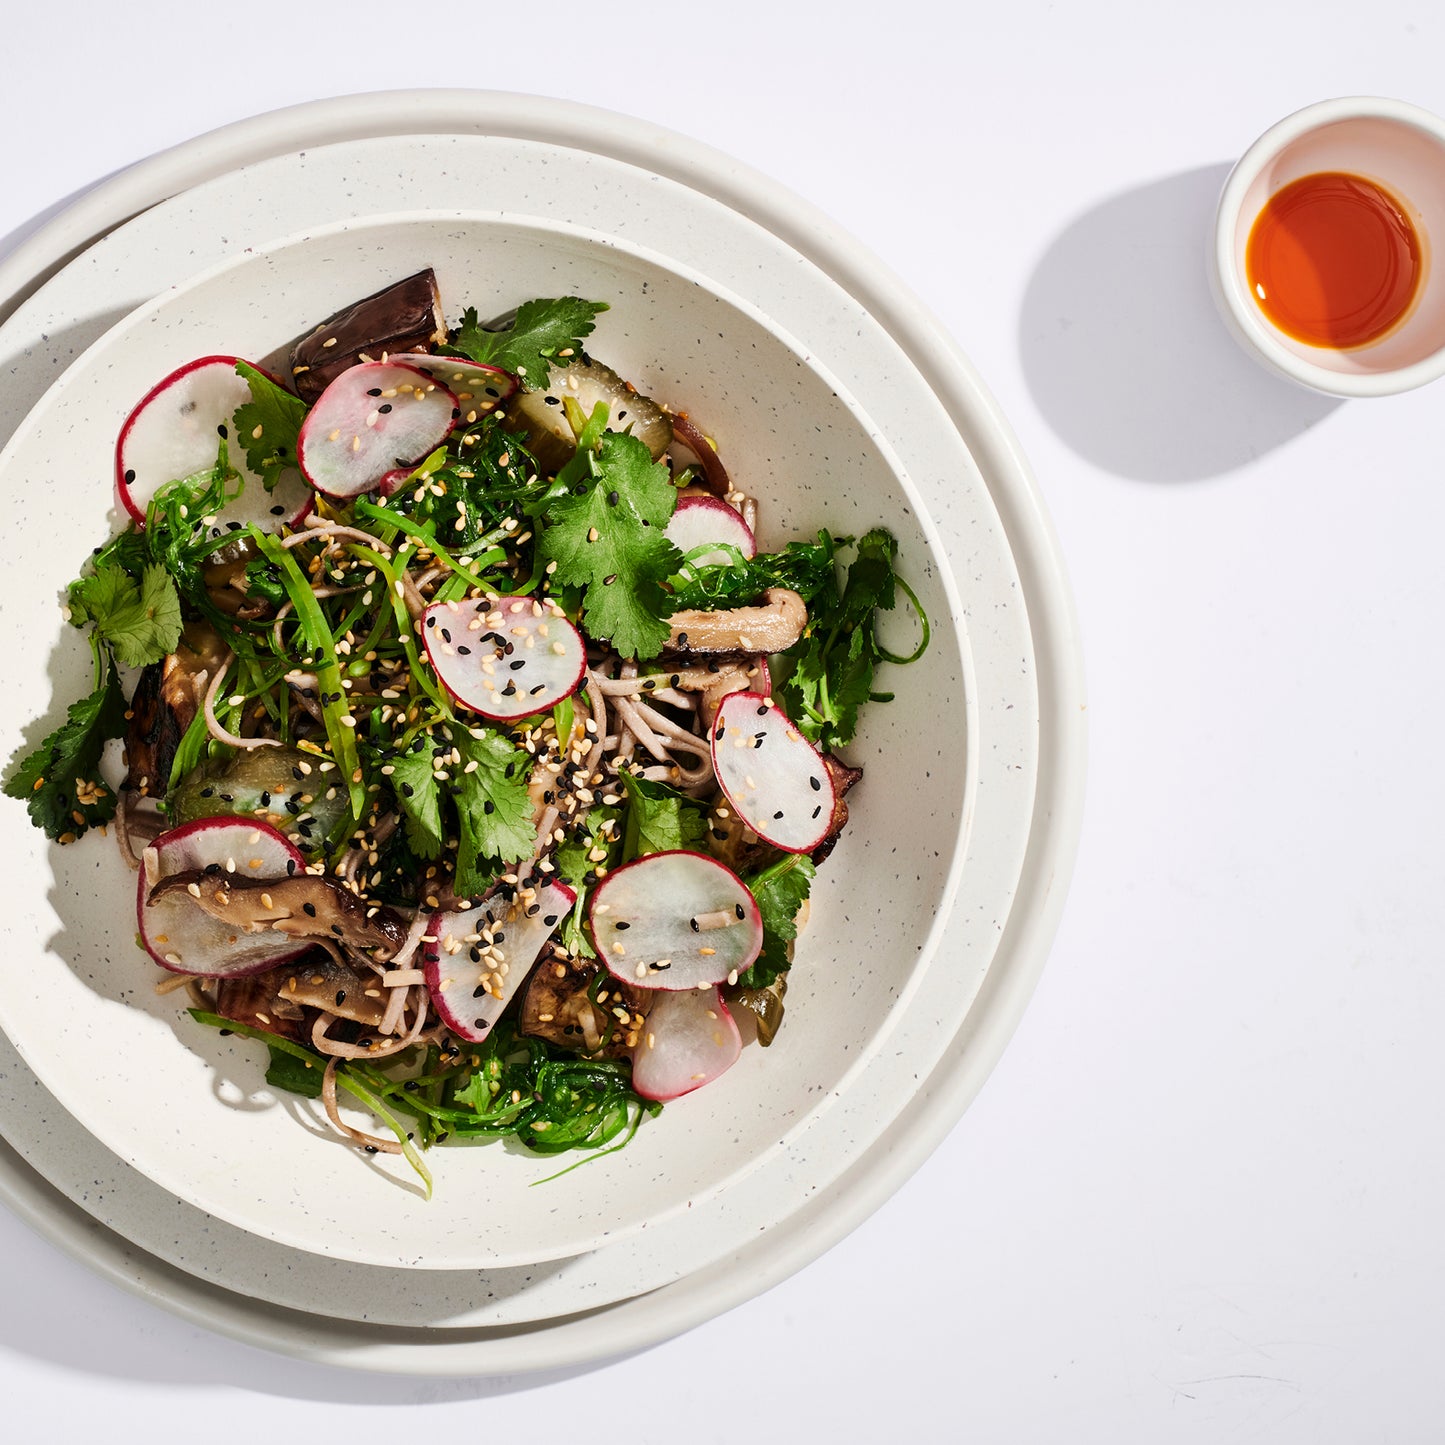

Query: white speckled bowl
left=0, top=208, right=971, bottom=1269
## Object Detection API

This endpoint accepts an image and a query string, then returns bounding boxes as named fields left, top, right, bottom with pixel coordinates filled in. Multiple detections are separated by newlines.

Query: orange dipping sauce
left=1245, top=171, right=1423, bottom=349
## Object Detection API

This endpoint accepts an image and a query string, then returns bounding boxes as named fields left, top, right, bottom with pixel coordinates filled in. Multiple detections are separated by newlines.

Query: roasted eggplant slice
left=288, top=269, right=446, bottom=404
left=122, top=622, right=229, bottom=796
left=809, top=754, right=863, bottom=865
left=518, top=947, right=653, bottom=1058
left=505, top=356, right=672, bottom=472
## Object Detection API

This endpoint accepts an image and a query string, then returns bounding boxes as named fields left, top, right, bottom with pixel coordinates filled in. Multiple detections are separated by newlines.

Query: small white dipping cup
left=1212, top=96, right=1445, bottom=397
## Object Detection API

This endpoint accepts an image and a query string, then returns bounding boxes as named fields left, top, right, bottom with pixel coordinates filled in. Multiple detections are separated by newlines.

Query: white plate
left=0, top=92, right=1084, bottom=1365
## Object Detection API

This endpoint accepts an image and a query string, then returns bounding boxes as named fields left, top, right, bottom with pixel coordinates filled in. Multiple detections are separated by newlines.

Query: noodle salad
left=6, top=271, right=926, bottom=1192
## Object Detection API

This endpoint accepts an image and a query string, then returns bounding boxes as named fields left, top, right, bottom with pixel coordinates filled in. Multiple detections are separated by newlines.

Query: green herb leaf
left=738, top=854, right=815, bottom=989
left=776, top=527, right=926, bottom=752
left=68, top=560, right=182, bottom=669
left=4, top=666, right=127, bottom=840
left=453, top=729, right=536, bottom=895
left=618, top=771, right=707, bottom=860
left=390, top=740, right=444, bottom=861
left=232, top=360, right=308, bottom=491
left=450, top=297, right=608, bottom=389
left=264, top=1043, right=323, bottom=1098
left=535, top=430, right=682, bottom=659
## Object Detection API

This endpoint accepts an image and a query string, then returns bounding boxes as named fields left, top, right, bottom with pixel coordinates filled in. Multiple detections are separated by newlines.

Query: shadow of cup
left=1019, top=164, right=1342, bottom=483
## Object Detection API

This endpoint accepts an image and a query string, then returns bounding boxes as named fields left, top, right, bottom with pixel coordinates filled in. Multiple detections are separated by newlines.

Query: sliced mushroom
left=147, top=871, right=408, bottom=959
left=517, top=948, right=653, bottom=1059
left=809, top=754, right=863, bottom=865
left=288, top=269, right=446, bottom=404
left=122, top=622, right=229, bottom=796
left=274, top=954, right=390, bottom=1028
left=664, top=588, right=807, bottom=655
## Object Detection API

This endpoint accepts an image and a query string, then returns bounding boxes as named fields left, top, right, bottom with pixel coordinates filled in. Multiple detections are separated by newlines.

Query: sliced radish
left=137, top=817, right=308, bottom=977
left=296, top=360, right=457, bottom=499
left=422, top=881, right=575, bottom=1042
left=421, top=595, right=585, bottom=721
left=710, top=692, right=837, bottom=853
left=589, top=850, right=762, bottom=992
left=630, top=986, right=741, bottom=1101
left=116, top=356, right=311, bottom=530
left=665, top=495, right=756, bottom=568
left=385, top=353, right=518, bottom=426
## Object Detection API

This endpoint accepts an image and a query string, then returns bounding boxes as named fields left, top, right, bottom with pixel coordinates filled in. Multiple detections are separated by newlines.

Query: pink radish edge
left=137, top=816, right=309, bottom=977
left=630, top=986, right=742, bottom=1101
left=709, top=691, right=837, bottom=853
left=115, top=355, right=313, bottom=529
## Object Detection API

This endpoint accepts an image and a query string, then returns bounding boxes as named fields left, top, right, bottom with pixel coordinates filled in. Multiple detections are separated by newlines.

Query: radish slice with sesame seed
left=421, top=595, right=586, bottom=721
left=631, top=985, right=741, bottom=1101
left=116, top=356, right=312, bottom=530
left=665, top=495, right=756, bottom=567
left=422, top=881, right=575, bottom=1042
left=589, top=850, right=762, bottom=992
left=385, top=354, right=518, bottom=427
left=137, top=818, right=309, bottom=977
left=710, top=691, right=837, bottom=853
left=296, top=360, right=457, bottom=499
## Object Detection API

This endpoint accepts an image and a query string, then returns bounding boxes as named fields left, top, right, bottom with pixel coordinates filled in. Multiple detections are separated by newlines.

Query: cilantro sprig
left=231, top=361, right=307, bottom=491
left=3, top=667, right=127, bottom=841
left=738, top=854, right=816, bottom=990
left=536, top=421, right=683, bottom=659
left=449, top=297, right=607, bottom=389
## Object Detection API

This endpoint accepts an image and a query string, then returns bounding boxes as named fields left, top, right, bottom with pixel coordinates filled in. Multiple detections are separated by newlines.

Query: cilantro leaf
left=738, top=855, right=815, bottom=989
left=4, top=667, right=127, bottom=841
left=553, top=805, right=620, bottom=890
left=536, top=430, right=682, bottom=659
left=618, top=771, right=707, bottom=860
left=68, top=560, right=182, bottom=669
left=453, top=729, right=536, bottom=896
left=450, top=297, right=608, bottom=389
left=389, top=740, right=444, bottom=860
left=776, top=527, right=925, bottom=752
left=232, top=361, right=308, bottom=491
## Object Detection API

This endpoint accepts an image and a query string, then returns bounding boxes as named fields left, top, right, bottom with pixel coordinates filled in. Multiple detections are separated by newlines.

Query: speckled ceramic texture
left=0, top=207, right=976, bottom=1270
left=0, top=95, right=1080, bottom=1363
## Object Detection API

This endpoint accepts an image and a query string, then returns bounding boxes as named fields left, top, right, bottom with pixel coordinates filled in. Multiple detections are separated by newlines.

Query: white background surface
left=3, top=2, right=1443, bottom=1440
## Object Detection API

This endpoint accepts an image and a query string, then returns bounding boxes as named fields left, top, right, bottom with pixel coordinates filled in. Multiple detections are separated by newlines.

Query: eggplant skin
left=518, top=948, right=652, bottom=1058
left=809, top=754, right=863, bottom=866
left=122, top=623, right=228, bottom=796
left=289, top=269, right=446, bottom=404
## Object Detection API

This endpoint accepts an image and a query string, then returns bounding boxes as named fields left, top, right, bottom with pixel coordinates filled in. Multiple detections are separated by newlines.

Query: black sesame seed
left=367, top=388, right=382, bottom=397
left=335, top=989, right=347, bottom=1005
left=286, top=859, right=297, bottom=876
left=810, top=776, right=822, bottom=791
left=123, top=469, right=136, bottom=484
left=270, top=504, right=286, bottom=515
left=302, top=901, right=317, bottom=917
left=379, top=403, right=393, bottom=414
left=677, top=631, right=689, bottom=647
left=331, top=924, right=344, bottom=936
left=607, top=490, right=619, bottom=506
left=757, top=705, right=768, bottom=716
left=483, top=800, right=494, bottom=814
left=543, top=914, right=558, bottom=926
left=812, top=805, right=822, bottom=818
left=509, top=659, right=526, bottom=671
left=773, top=810, right=784, bottom=820
left=615, top=921, right=630, bottom=930
left=216, top=423, right=228, bottom=439
left=734, top=904, right=745, bottom=919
